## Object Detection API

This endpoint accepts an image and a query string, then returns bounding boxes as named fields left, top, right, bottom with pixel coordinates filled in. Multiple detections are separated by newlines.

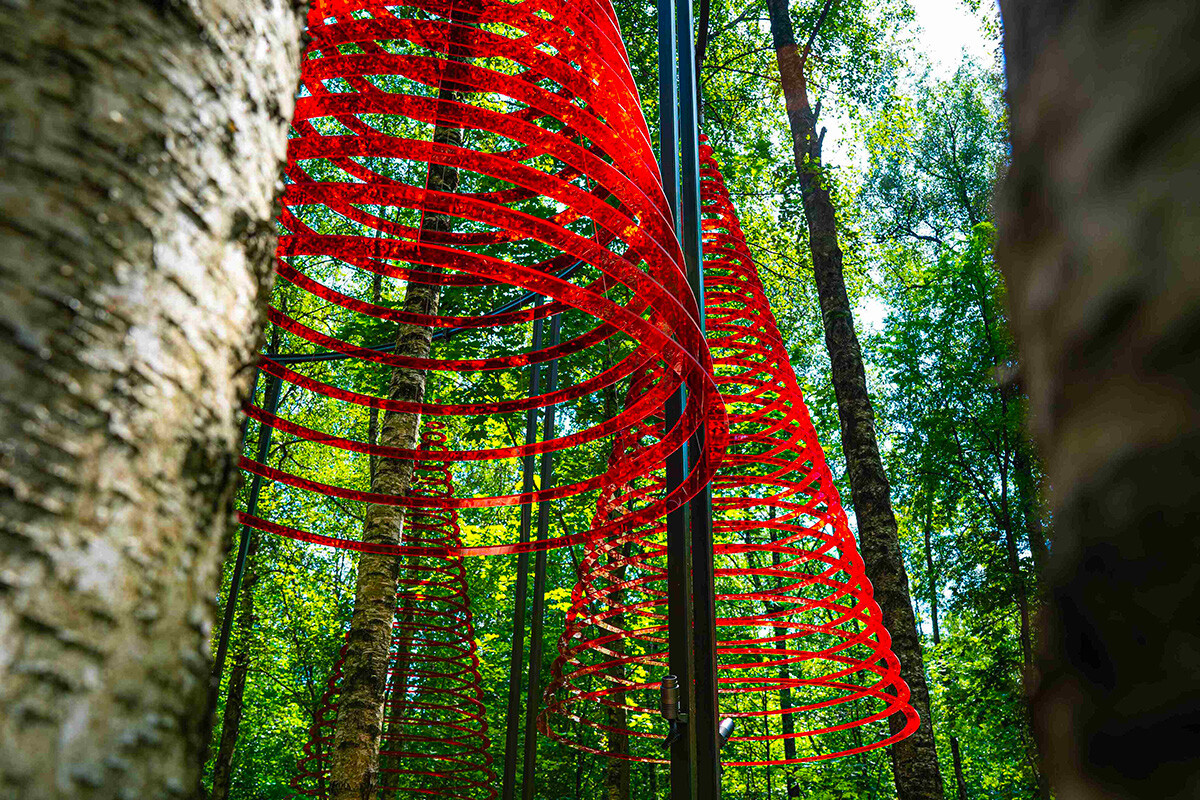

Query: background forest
left=205, top=0, right=1046, bottom=798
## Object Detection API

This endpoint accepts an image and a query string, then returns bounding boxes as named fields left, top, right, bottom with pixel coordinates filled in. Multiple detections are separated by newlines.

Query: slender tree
left=919, top=488, right=969, bottom=800
left=762, top=0, right=946, bottom=797
left=326, top=110, right=463, bottom=799
left=0, top=3, right=303, bottom=797
left=210, top=525, right=262, bottom=800
left=996, top=1, right=1200, bottom=798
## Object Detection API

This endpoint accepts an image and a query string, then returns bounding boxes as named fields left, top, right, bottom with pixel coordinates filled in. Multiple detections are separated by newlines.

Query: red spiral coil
left=237, top=0, right=726, bottom=559
left=540, top=142, right=920, bottom=766
left=291, top=421, right=498, bottom=798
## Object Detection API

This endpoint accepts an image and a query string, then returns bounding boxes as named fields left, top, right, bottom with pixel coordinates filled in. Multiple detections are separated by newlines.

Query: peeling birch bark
left=0, top=2, right=304, bottom=797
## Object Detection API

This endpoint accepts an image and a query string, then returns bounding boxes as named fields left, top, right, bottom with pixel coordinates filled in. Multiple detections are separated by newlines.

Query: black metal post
left=674, top=0, right=719, bottom=792
left=520, top=312, right=561, bottom=800
left=660, top=0, right=707, bottom=793
left=664, top=386, right=697, bottom=800
left=658, top=0, right=680, bottom=223
left=676, top=0, right=720, bottom=788
left=209, top=350, right=282, bottom=713
left=501, top=299, right=546, bottom=800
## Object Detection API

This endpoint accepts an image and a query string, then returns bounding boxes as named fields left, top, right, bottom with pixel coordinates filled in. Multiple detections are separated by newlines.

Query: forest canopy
left=203, top=1, right=1044, bottom=799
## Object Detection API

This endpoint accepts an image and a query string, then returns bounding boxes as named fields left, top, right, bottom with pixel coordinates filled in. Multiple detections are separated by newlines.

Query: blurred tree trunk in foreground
left=996, top=1, right=1200, bottom=798
left=0, top=2, right=303, bottom=797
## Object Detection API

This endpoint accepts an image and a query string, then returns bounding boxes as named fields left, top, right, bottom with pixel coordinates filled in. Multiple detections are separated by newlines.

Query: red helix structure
left=291, top=422, right=497, bottom=799
left=540, top=142, right=920, bottom=766
left=240, top=0, right=922, bottom=786
left=238, top=0, right=726, bottom=559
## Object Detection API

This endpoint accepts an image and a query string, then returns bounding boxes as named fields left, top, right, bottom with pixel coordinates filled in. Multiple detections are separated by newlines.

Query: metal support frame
left=660, top=0, right=719, bottom=793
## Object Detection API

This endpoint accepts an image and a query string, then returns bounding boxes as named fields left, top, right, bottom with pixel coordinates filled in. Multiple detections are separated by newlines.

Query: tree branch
left=695, top=0, right=713, bottom=83
left=801, top=0, right=837, bottom=67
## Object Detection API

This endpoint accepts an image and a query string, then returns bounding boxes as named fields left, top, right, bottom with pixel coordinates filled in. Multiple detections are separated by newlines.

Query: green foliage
left=866, top=67, right=1048, bottom=800
left=205, top=3, right=1049, bottom=799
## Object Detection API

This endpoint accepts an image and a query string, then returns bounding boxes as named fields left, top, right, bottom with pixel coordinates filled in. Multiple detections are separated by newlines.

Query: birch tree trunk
left=0, top=3, right=303, bottom=798
left=763, top=1, right=945, bottom=797
left=327, top=106, right=463, bottom=800
left=995, top=1, right=1200, bottom=798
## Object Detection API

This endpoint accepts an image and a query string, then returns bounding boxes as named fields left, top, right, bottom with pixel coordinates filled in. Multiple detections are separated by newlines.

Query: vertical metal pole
left=209, top=350, right=282, bottom=712
left=675, top=0, right=720, bottom=793
left=502, top=299, right=546, bottom=800
left=657, top=0, right=680, bottom=224
left=520, top=312, right=561, bottom=800
left=660, top=0, right=700, bottom=795
left=665, top=405, right=696, bottom=800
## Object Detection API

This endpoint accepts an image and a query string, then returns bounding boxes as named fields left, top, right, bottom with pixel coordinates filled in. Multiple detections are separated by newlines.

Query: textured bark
left=763, top=1, right=945, bottom=797
left=0, top=2, right=303, bottom=798
left=327, top=110, right=462, bottom=800
left=209, top=530, right=261, bottom=800
left=995, top=1, right=1200, bottom=798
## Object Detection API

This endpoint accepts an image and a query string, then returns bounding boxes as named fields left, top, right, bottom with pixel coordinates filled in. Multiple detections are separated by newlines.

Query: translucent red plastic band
left=290, top=421, right=498, bottom=798
left=238, top=0, right=726, bottom=556
left=539, top=142, right=920, bottom=765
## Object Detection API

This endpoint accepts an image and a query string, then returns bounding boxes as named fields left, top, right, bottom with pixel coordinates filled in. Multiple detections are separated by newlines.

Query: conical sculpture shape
left=541, top=142, right=919, bottom=767
left=238, top=0, right=724, bottom=559
left=292, top=422, right=497, bottom=798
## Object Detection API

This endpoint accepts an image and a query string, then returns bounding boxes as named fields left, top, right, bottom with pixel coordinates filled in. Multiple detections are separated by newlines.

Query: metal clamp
left=659, top=674, right=688, bottom=748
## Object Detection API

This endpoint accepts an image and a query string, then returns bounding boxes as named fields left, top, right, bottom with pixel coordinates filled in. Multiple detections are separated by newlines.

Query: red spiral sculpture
left=540, top=142, right=920, bottom=766
left=291, top=422, right=497, bottom=798
left=238, top=0, right=726, bottom=558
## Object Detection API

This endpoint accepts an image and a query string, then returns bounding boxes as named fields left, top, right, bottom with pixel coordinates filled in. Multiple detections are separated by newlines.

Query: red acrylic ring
left=538, top=142, right=920, bottom=766
left=241, top=0, right=727, bottom=557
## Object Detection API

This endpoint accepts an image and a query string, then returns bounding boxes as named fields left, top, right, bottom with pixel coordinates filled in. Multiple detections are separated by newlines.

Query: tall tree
left=866, top=63, right=1056, bottom=797
left=762, top=0, right=946, bottom=797
left=326, top=138, right=461, bottom=800
left=996, top=1, right=1200, bottom=798
left=0, top=2, right=303, bottom=797
left=210, top=525, right=262, bottom=800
